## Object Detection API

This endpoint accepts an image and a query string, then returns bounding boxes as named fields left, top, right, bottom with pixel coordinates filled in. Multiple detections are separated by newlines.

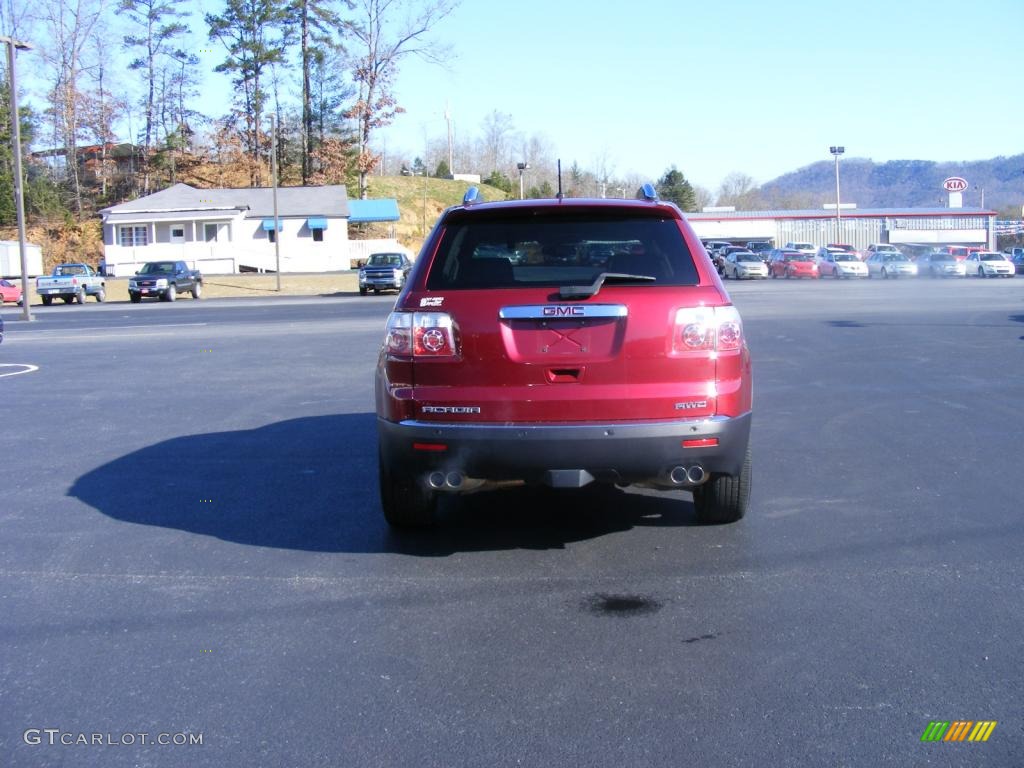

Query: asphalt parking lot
left=1, top=278, right=1022, bottom=767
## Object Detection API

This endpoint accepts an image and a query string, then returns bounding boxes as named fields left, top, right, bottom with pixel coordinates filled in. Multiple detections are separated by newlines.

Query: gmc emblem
left=542, top=306, right=585, bottom=317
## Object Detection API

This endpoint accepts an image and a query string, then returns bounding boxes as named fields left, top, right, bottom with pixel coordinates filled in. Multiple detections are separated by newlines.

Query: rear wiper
left=559, top=272, right=656, bottom=299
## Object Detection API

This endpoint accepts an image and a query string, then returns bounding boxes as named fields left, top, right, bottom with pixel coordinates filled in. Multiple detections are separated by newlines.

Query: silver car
left=917, top=252, right=966, bottom=278
left=866, top=252, right=917, bottom=279
left=723, top=251, right=768, bottom=279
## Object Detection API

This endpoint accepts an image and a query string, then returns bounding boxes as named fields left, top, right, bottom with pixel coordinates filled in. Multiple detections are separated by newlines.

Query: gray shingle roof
left=99, top=183, right=350, bottom=218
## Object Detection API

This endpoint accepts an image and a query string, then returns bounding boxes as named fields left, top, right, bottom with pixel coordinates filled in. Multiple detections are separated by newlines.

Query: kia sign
left=943, top=177, right=968, bottom=192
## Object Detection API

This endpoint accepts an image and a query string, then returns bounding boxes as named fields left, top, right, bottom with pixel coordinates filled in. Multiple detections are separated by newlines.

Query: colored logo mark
left=921, top=721, right=997, bottom=742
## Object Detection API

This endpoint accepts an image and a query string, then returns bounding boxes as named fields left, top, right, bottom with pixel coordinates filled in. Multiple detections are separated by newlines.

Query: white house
left=99, top=183, right=380, bottom=275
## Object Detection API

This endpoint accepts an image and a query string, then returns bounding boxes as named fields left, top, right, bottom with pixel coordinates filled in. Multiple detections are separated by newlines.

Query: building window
left=312, top=229, right=323, bottom=242
left=119, top=225, right=148, bottom=247
left=204, top=223, right=230, bottom=243
left=268, top=229, right=276, bottom=244
left=170, top=226, right=186, bottom=244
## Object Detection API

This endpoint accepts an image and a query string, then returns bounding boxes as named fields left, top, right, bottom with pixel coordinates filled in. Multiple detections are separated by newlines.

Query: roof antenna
left=556, top=159, right=563, bottom=199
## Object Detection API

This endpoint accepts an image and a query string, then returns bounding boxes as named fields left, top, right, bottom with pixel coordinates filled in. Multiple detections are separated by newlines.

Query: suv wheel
left=359, top=287, right=368, bottom=296
left=165, top=284, right=177, bottom=301
left=95, top=287, right=106, bottom=302
left=692, top=448, right=751, bottom=525
left=76, top=288, right=86, bottom=304
left=192, top=283, right=202, bottom=299
left=379, top=450, right=437, bottom=528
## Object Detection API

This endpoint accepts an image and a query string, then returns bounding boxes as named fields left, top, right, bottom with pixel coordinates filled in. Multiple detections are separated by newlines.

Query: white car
left=723, top=251, right=768, bottom=279
left=818, top=250, right=868, bottom=278
left=866, top=252, right=917, bottom=278
left=785, top=241, right=817, bottom=259
left=967, top=251, right=1015, bottom=278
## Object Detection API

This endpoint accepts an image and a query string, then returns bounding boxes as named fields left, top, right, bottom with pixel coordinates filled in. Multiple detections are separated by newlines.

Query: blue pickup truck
left=128, top=261, right=203, bottom=303
left=35, top=264, right=106, bottom=305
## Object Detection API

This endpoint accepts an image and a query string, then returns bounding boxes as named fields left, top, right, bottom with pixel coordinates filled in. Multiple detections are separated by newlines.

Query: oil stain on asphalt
left=583, top=593, right=663, bottom=617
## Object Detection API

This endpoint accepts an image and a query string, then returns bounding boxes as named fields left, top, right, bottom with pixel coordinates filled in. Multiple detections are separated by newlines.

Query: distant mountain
left=757, top=154, right=1024, bottom=213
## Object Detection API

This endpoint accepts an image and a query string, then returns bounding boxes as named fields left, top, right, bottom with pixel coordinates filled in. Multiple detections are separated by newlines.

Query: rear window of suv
left=425, top=212, right=699, bottom=290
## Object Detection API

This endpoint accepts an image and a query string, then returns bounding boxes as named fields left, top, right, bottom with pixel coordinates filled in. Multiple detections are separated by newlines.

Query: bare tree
left=592, top=149, right=616, bottom=198
left=692, top=184, right=713, bottom=211
left=716, top=171, right=762, bottom=209
left=0, top=0, right=28, bottom=35
left=80, top=32, right=125, bottom=199
left=342, top=0, right=458, bottom=199
left=34, top=0, right=107, bottom=216
left=479, top=109, right=513, bottom=175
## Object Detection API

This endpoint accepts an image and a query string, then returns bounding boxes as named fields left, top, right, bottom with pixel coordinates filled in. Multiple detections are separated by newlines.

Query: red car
left=769, top=249, right=819, bottom=279
left=0, top=279, right=24, bottom=306
left=375, top=186, right=753, bottom=528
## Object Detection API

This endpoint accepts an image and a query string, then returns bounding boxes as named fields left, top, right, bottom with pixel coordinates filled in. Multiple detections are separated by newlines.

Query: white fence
left=347, top=239, right=414, bottom=268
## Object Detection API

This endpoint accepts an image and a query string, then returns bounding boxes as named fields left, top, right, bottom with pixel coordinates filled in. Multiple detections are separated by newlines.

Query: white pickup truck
left=36, top=263, right=106, bottom=305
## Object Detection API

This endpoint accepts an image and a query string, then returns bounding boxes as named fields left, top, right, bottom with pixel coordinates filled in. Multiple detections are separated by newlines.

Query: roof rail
left=463, top=186, right=481, bottom=206
left=636, top=183, right=658, bottom=202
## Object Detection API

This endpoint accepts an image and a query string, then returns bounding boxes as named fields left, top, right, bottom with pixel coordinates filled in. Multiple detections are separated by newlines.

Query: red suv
left=375, top=186, right=752, bottom=527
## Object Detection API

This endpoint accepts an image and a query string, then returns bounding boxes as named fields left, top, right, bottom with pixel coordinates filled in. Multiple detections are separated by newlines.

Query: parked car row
left=704, top=238, right=1021, bottom=281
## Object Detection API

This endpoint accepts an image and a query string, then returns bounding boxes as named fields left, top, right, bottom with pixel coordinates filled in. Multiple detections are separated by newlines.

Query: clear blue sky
left=376, top=0, right=1023, bottom=192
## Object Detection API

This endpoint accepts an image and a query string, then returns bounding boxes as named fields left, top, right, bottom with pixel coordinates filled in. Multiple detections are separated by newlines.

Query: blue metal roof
left=307, top=216, right=328, bottom=230
left=348, top=199, right=399, bottom=223
left=261, top=218, right=283, bottom=231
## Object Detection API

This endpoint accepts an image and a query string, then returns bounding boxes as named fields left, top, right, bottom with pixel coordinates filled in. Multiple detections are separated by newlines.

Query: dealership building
left=685, top=206, right=997, bottom=254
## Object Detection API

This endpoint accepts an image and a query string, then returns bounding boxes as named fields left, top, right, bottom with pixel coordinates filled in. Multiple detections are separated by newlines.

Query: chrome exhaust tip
left=445, top=471, right=464, bottom=489
left=427, top=471, right=446, bottom=489
left=668, top=466, right=689, bottom=485
left=686, top=465, right=707, bottom=484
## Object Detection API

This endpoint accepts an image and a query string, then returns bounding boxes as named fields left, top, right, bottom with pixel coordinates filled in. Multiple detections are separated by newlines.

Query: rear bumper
left=377, top=412, right=752, bottom=487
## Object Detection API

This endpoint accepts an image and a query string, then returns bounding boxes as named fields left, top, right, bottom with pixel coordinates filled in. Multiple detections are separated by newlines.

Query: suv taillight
left=672, top=306, right=743, bottom=353
left=385, top=312, right=459, bottom=358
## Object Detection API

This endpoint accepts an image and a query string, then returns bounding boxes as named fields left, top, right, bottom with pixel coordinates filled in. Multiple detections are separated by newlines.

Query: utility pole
left=2, top=36, right=33, bottom=322
left=270, top=116, right=281, bottom=291
left=444, top=101, right=454, bottom=175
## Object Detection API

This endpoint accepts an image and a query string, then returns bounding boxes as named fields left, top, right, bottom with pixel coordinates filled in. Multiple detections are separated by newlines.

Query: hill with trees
left=754, top=155, right=1023, bottom=215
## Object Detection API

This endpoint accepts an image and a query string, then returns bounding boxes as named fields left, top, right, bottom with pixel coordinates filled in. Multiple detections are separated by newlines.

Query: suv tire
left=379, top=450, right=437, bottom=528
left=692, top=448, right=751, bottom=524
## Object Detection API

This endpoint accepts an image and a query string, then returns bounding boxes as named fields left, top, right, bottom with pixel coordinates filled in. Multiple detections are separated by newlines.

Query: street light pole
left=2, top=35, right=32, bottom=322
left=516, top=162, right=529, bottom=200
left=830, top=145, right=844, bottom=243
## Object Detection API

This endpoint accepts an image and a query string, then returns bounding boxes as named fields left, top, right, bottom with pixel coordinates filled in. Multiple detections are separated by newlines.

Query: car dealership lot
left=1, top=281, right=1021, bottom=767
